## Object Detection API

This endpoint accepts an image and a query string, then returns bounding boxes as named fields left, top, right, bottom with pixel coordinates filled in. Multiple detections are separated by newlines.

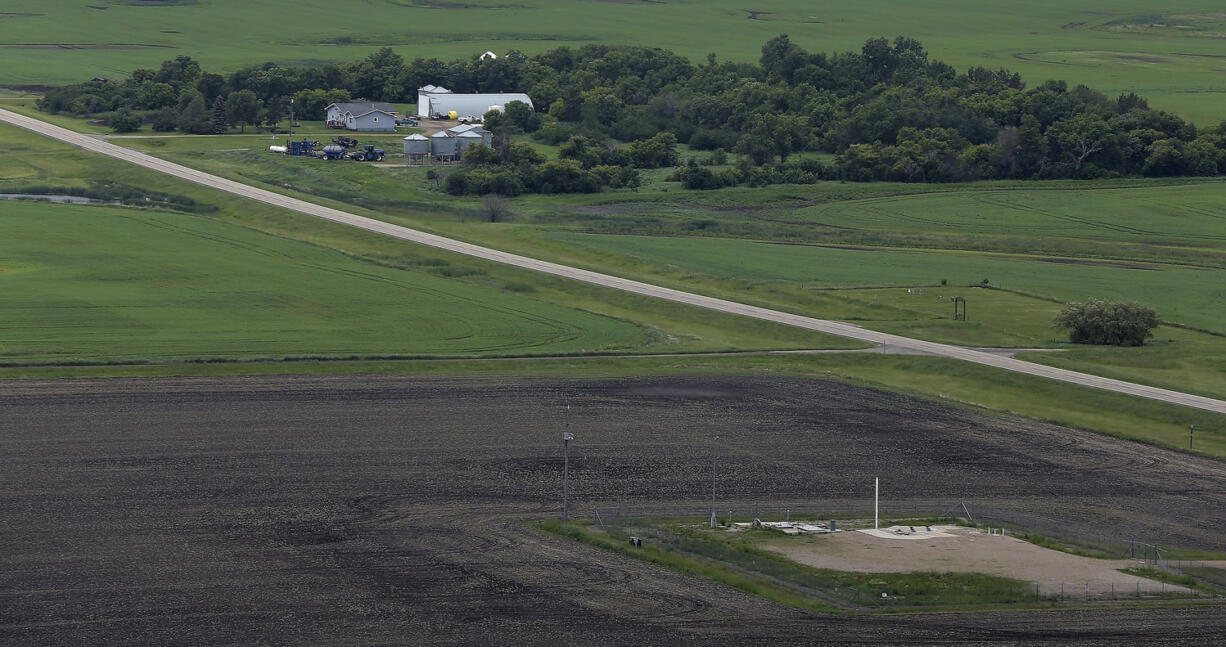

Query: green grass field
left=0, top=120, right=859, bottom=363
left=0, top=200, right=657, bottom=363
left=545, top=233, right=1226, bottom=333
left=69, top=130, right=1226, bottom=398
left=2, top=1, right=1226, bottom=123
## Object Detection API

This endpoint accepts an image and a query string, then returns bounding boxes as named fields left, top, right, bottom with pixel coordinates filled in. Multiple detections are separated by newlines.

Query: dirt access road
left=2, top=107, right=1224, bottom=415
left=3, top=374, right=1226, bottom=644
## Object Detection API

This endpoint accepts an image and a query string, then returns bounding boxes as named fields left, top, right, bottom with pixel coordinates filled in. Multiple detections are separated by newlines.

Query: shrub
left=1053, top=299, right=1159, bottom=346
left=108, top=108, right=142, bottom=133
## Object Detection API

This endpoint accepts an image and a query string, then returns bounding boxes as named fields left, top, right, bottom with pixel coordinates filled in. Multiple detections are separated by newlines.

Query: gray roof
left=403, top=134, right=428, bottom=140
left=328, top=102, right=397, bottom=115
left=424, top=93, right=532, bottom=118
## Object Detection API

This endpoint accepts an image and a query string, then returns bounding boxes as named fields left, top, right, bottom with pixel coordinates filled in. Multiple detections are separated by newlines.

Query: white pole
left=874, top=477, right=879, bottom=529
left=710, top=435, right=718, bottom=529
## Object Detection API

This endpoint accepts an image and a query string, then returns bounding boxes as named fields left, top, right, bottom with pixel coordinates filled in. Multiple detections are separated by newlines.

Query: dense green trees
left=1054, top=300, right=1159, bottom=347
left=42, top=37, right=1226, bottom=188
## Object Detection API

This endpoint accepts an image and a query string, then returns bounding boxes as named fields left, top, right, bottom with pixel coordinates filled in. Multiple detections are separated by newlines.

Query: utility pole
left=874, top=477, right=879, bottom=529
left=1190, top=424, right=1194, bottom=450
left=289, top=97, right=294, bottom=136
left=563, top=404, right=572, bottom=523
left=710, top=435, right=719, bottom=529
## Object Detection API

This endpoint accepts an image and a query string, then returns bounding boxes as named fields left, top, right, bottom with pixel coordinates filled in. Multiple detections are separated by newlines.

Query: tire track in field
left=2, top=108, right=1224, bottom=414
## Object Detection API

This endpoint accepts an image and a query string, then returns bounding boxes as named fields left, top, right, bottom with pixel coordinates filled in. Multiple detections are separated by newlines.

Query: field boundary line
left=3, top=107, right=1224, bottom=415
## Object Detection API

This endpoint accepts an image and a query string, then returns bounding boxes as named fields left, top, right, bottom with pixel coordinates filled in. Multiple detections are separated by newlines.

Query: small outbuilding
left=446, top=124, right=493, bottom=146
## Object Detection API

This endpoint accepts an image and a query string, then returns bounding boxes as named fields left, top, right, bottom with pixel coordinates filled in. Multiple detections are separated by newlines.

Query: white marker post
left=874, top=477, right=879, bottom=529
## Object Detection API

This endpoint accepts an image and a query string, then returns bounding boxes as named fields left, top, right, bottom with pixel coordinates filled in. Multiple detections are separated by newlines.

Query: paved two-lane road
left=4, top=107, right=1224, bottom=415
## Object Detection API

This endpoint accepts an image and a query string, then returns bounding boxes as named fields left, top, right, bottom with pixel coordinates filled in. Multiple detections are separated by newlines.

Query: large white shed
left=416, top=86, right=533, bottom=119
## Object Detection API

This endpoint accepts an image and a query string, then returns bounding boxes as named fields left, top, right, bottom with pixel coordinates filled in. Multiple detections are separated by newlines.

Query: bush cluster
left=1053, top=300, right=1159, bottom=346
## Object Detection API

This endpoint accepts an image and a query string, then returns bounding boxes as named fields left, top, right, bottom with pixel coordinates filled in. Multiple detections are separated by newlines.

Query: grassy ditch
left=538, top=520, right=841, bottom=614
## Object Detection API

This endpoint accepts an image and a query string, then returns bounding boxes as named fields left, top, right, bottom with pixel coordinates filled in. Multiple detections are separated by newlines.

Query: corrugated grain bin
left=455, top=131, right=484, bottom=153
left=429, top=131, right=457, bottom=157
left=403, top=134, right=429, bottom=156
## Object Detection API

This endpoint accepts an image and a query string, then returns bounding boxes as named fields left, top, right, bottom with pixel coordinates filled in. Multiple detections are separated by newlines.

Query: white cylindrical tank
left=269, top=145, right=287, bottom=153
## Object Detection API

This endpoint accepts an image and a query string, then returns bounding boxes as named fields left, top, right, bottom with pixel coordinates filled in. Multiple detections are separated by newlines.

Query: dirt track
left=3, top=374, right=1226, bottom=644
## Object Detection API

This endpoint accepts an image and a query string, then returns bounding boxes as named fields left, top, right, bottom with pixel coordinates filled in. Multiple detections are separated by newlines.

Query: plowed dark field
left=3, top=375, right=1225, bottom=645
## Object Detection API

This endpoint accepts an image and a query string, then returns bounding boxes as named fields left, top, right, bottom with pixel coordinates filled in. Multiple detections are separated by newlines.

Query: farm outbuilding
left=325, top=102, right=398, bottom=130
left=416, top=85, right=533, bottom=119
left=447, top=123, right=493, bottom=146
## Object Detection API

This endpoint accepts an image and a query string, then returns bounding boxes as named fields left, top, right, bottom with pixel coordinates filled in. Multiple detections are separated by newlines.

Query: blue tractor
left=349, top=144, right=386, bottom=162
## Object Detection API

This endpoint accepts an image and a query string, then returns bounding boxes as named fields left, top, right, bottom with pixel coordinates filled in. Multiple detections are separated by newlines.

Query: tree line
left=39, top=37, right=1226, bottom=185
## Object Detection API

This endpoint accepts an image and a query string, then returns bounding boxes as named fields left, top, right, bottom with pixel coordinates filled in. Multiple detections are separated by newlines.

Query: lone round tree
left=1053, top=300, right=1159, bottom=346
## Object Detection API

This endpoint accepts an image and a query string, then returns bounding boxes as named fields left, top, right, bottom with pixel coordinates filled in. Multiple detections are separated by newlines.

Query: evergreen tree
left=210, top=95, right=228, bottom=134
left=177, top=94, right=212, bottom=134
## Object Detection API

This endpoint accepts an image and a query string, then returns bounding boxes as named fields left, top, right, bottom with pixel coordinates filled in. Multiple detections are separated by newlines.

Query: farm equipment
left=283, top=139, right=320, bottom=156
left=349, top=144, right=385, bottom=162
left=319, top=144, right=347, bottom=160
left=332, top=136, right=359, bottom=148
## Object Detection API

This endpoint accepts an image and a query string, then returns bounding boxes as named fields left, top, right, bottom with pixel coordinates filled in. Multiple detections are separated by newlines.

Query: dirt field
left=3, top=374, right=1226, bottom=644
left=766, top=525, right=1183, bottom=597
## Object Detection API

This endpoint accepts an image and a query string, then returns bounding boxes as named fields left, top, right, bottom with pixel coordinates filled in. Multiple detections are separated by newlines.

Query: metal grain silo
left=455, top=130, right=484, bottom=155
left=403, top=133, right=429, bottom=156
left=429, top=130, right=457, bottom=158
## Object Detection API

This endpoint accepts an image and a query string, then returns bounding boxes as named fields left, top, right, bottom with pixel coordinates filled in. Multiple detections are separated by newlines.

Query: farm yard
left=4, top=374, right=1226, bottom=644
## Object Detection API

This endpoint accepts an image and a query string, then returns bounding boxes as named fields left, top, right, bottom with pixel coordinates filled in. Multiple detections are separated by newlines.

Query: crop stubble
left=2, top=374, right=1226, bottom=644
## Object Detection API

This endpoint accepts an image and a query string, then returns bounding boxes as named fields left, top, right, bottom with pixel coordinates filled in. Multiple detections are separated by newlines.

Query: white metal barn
left=416, top=85, right=533, bottom=119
